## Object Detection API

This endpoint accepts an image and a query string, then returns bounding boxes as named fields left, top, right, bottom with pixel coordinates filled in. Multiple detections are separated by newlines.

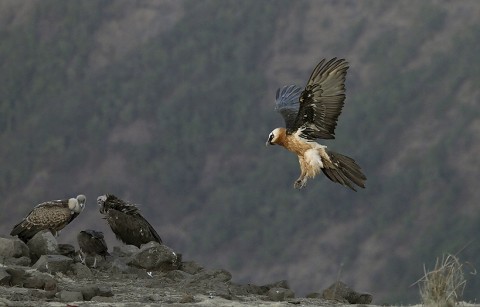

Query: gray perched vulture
left=10, top=195, right=86, bottom=242
left=267, top=58, right=366, bottom=191
left=77, top=229, right=109, bottom=268
left=97, top=194, right=162, bottom=247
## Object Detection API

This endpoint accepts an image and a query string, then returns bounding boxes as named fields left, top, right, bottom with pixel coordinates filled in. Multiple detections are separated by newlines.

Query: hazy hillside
left=1, top=0, right=479, bottom=303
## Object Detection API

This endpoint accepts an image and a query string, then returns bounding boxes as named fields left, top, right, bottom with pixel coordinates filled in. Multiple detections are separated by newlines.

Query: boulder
left=0, top=236, right=29, bottom=258
left=128, top=242, right=179, bottom=271
left=112, top=245, right=139, bottom=257
left=32, top=254, right=73, bottom=273
left=23, top=271, right=57, bottom=290
left=5, top=267, right=27, bottom=287
left=78, top=284, right=114, bottom=301
left=27, top=230, right=59, bottom=262
left=71, top=262, right=93, bottom=278
left=322, top=281, right=373, bottom=304
left=97, top=285, right=114, bottom=297
left=80, top=285, right=99, bottom=301
left=4, top=256, right=31, bottom=266
left=58, top=290, right=84, bottom=302
left=180, top=260, right=204, bottom=275
left=58, top=243, right=76, bottom=258
left=0, top=268, right=11, bottom=286
left=267, top=287, right=295, bottom=301
left=186, top=269, right=232, bottom=284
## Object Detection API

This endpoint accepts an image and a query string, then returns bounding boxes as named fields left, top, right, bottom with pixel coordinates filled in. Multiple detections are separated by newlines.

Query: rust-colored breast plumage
left=282, top=133, right=314, bottom=156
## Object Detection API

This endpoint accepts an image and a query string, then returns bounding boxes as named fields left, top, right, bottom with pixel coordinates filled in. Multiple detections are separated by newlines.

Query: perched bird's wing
left=10, top=200, right=71, bottom=241
left=78, top=230, right=109, bottom=256
left=106, top=210, right=163, bottom=247
left=274, top=85, right=302, bottom=132
left=292, top=58, right=349, bottom=140
left=99, top=194, right=163, bottom=247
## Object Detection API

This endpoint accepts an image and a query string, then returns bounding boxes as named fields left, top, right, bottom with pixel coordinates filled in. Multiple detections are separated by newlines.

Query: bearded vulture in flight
left=267, top=58, right=366, bottom=190
left=10, top=195, right=86, bottom=242
left=97, top=194, right=162, bottom=247
left=77, top=229, right=109, bottom=268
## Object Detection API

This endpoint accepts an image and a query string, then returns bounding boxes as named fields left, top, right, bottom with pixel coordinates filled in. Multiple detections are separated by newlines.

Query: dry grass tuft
left=416, top=254, right=467, bottom=307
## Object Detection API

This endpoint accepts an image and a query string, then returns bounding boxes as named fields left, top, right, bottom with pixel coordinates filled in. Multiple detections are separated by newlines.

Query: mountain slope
left=1, top=0, right=479, bottom=303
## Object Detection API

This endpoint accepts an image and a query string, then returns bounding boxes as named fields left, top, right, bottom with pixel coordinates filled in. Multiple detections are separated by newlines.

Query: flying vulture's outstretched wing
left=274, top=85, right=302, bottom=131
left=292, top=58, right=349, bottom=140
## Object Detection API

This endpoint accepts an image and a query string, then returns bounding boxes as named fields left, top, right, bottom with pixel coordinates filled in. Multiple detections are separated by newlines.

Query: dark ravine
left=0, top=232, right=372, bottom=306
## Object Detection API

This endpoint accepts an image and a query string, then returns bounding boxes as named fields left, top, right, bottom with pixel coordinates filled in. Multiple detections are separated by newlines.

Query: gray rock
left=264, top=279, right=290, bottom=289
left=179, top=294, right=196, bottom=303
left=32, top=254, right=73, bottom=273
left=71, top=262, right=93, bottom=278
left=267, top=287, right=295, bottom=301
left=181, top=260, right=204, bottom=274
left=29, top=288, right=56, bottom=299
left=230, top=283, right=269, bottom=296
left=97, top=285, right=114, bottom=297
left=110, top=257, right=131, bottom=274
left=5, top=267, right=27, bottom=287
left=58, top=290, right=84, bottom=302
left=306, top=292, right=322, bottom=298
left=112, top=244, right=139, bottom=257
left=80, top=285, right=99, bottom=301
left=187, top=269, right=232, bottom=283
left=208, top=282, right=233, bottom=300
left=27, top=230, right=59, bottom=261
left=322, top=281, right=373, bottom=304
left=0, top=268, right=11, bottom=286
left=58, top=243, right=76, bottom=258
left=91, top=296, right=115, bottom=302
left=165, top=269, right=191, bottom=281
left=0, top=298, right=13, bottom=306
left=0, top=236, right=30, bottom=258
left=23, top=271, right=57, bottom=290
left=4, top=256, right=31, bottom=266
left=129, top=242, right=179, bottom=271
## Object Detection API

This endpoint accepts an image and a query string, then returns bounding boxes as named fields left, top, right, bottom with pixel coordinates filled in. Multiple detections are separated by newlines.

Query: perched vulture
left=10, top=195, right=86, bottom=243
left=97, top=194, right=162, bottom=247
left=267, top=58, right=366, bottom=190
left=77, top=229, right=109, bottom=268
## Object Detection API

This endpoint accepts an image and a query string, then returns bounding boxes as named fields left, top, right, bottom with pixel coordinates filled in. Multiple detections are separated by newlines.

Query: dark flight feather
left=321, top=150, right=366, bottom=191
left=292, top=58, right=349, bottom=140
left=97, top=194, right=162, bottom=248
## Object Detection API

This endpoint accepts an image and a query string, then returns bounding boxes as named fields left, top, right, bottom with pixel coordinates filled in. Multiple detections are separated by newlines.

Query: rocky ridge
left=0, top=232, right=372, bottom=306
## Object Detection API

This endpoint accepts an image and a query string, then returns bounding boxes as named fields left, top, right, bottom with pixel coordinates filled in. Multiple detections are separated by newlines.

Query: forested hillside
left=1, top=0, right=479, bottom=303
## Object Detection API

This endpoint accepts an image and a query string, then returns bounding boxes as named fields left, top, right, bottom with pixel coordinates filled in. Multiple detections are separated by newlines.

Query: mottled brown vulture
left=10, top=195, right=86, bottom=243
left=97, top=194, right=162, bottom=248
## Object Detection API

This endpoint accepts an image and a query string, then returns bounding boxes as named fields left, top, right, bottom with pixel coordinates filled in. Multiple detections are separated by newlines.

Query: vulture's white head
left=75, top=194, right=86, bottom=213
left=69, top=194, right=86, bottom=213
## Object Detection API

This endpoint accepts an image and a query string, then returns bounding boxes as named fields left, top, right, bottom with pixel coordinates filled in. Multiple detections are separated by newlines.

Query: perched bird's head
left=266, top=128, right=285, bottom=146
left=97, top=194, right=108, bottom=214
left=76, top=195, right=86, bottom=212
left=68, top=194, right=86, bottom=213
